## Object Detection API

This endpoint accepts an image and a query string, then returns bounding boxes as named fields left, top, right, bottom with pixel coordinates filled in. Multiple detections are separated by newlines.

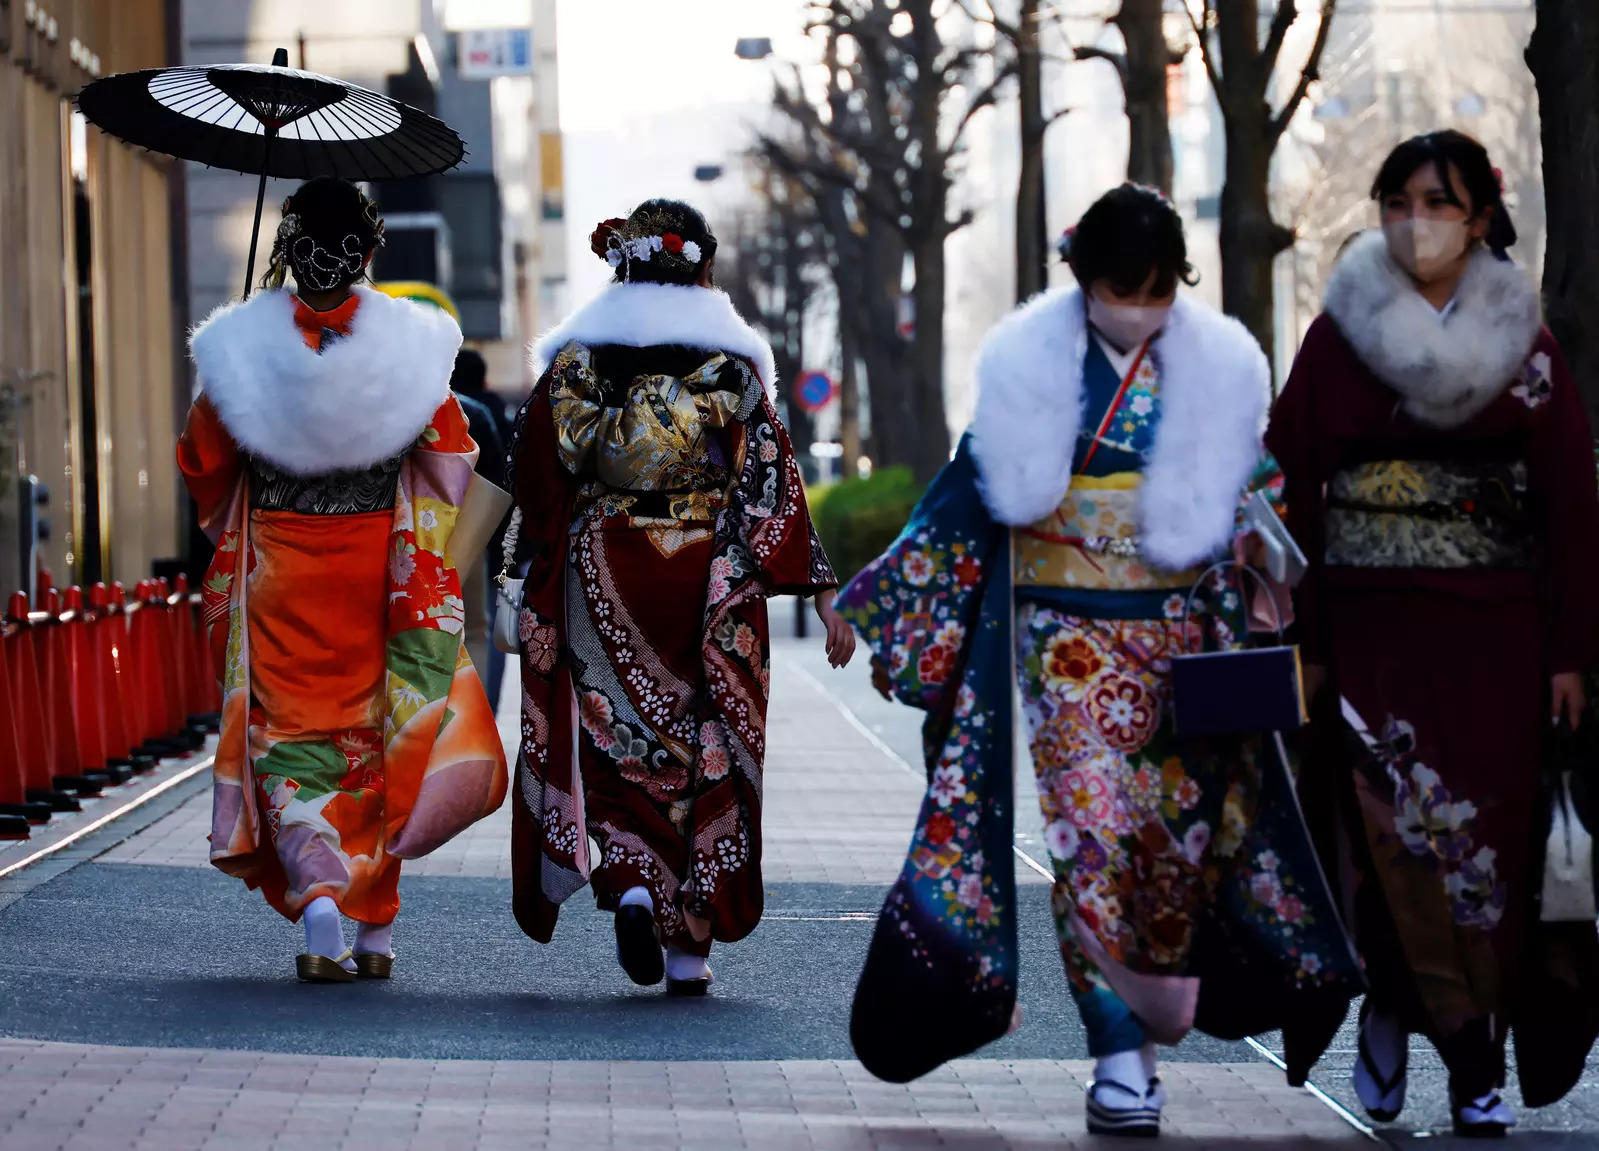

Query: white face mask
left=1087, top=295, right=1171, bottom=352
left=1384, top=217, right=1471, bottom=281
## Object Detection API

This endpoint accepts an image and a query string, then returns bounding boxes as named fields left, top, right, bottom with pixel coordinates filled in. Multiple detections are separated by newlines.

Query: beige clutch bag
left=445, top=473, right=513, bottom=570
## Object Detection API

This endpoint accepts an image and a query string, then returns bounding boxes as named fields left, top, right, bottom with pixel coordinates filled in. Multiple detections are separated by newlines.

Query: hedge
left=808, top=466, right=926, bottom=585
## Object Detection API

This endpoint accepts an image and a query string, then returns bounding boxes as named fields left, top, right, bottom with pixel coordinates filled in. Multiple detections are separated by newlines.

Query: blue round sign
left=795, top=371, right=836, bottom=414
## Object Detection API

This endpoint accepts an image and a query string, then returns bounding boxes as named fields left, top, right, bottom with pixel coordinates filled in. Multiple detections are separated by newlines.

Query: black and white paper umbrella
left=76, top=48, right=466, bottom=296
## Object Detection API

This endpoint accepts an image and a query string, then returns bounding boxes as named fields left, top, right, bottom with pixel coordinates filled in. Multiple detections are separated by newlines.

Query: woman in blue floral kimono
left=839, top=186, right=1358, bottom=1136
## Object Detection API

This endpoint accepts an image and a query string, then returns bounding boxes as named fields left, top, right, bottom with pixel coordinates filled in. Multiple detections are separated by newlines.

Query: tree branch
left=1184, top=0, right=1225, bottom=102
left=950, top=57, right=1018, bottom=148
left=1269, top=0, right=1337, bottom=143
left=1260, top=0, right=1297, bottom=79
left=1073, top=45, right=1128, bottom=85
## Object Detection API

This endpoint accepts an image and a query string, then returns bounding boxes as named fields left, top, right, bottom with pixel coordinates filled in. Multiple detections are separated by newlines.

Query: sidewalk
left=0, top=639, right=1372, bottom=1149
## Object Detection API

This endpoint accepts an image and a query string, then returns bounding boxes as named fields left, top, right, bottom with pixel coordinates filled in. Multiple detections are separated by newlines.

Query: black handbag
left=1170, top=561, right=1307, bottom=738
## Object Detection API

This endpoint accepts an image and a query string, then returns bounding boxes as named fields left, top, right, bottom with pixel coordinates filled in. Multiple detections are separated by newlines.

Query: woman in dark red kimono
left=507, top=200, right=853, bottom=995
left=1268, top=131, right=1599, bottom=1136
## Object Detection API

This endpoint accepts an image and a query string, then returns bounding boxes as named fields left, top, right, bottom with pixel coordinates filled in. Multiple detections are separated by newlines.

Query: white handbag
left=1541, top=770, right=1597, bottom=923
left=492, top=507, right=524, bottom=655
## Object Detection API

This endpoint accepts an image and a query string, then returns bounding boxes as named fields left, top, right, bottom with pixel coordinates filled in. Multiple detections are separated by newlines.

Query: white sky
left=553, top=0, right=816, bottom=297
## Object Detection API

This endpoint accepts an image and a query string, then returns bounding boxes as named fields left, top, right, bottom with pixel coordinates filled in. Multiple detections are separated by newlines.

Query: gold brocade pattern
left=1013, top=474, right=1200, bottom=591
left=550, top=342, right=759, bottom=523
left=1324, top=458, right=1533, bottom=570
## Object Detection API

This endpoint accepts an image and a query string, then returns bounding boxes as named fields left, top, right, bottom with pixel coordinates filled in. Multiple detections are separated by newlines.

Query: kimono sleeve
left=734, top=377, right=838, bottom=597
left=176, top=395, right=243, bottom=543
left=1525, top=333, right=1599, bottom=674
left=836, top=436, right=1005, bottom=714
left=1265, top=319, right=1334, bottom=664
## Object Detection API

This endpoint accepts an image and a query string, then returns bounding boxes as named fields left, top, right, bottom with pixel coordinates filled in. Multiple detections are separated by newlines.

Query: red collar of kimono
left=291, top=293, right=361, bottom=351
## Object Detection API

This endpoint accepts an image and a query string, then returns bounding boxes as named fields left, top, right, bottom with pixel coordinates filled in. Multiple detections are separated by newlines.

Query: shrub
left=809, top=466, right=925, bottom=584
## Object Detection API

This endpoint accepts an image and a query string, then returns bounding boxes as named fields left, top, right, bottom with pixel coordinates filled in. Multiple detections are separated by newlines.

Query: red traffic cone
left=32, top=589, right=83, bottom=809
left=5, top=593, right=74, bottom=813
left=90, top=583, right=134, bottom=784
left=61, top=588, right=109, bottom=796
left=0, top=609, right=47, bottom=828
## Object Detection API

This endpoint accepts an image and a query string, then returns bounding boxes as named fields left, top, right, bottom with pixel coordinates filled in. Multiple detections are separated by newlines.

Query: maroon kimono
left=509, top=338, right=835, bottom=954
left=1269, top=260, right=1599, bottom=1102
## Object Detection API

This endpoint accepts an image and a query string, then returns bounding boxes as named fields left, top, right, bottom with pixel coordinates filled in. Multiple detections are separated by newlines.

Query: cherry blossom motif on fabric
left=838, top=436, right=1358, bottom=1085
left=198, top=396, right=507, bottom=902
left=508, top=352, right=835, bottom=946
left=1016, top=605, right=1357, bottom=1050
left=1351, top=709, right=1507, bottom=931
left=836, top=438, right=1018, bottom=1083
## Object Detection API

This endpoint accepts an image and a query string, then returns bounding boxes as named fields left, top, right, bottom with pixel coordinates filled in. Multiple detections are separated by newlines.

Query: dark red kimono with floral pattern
left=509, top=341, right=835, bottom=951
left=1269, top=315, right=1599, bottom=1103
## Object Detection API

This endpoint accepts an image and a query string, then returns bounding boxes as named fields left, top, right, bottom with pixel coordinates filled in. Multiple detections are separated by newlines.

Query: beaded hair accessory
left=590, top=211, right=705, bottom=277
left=265, top=190, right=386, bottom=292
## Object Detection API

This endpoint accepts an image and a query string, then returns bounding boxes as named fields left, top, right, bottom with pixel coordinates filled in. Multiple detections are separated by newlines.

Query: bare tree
left=1528, top=0, right=1599, bottom=423
left=760, top=0, right=1012, bottom=481
left=1075, top=0, right=1185, bottom=196
left=720, top=176, right=829, bottom=467
left=1186, top=0, right=1337, bottom=359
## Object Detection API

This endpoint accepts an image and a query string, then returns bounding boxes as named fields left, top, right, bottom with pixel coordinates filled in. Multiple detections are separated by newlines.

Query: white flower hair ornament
left=591, top=215, right=706, bottom=275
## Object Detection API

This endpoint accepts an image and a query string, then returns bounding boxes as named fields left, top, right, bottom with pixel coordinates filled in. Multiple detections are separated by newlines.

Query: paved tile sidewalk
left=0, top=1039, right=1364, bottom=1150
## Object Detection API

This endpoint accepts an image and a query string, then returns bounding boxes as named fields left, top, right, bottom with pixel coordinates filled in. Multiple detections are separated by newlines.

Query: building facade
left=1, top=0, right=186, bottom=596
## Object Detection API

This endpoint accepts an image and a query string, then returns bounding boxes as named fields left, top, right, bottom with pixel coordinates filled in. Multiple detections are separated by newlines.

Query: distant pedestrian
left=1269, top=130, right=1599, bottom=1136
left=178, top=178, right=507, bottom=984
left=506, top=199, right=853, bottom=995
left=836, top=185, right=1356, bottom=1135
left=450, top=350, right=508, bottom=707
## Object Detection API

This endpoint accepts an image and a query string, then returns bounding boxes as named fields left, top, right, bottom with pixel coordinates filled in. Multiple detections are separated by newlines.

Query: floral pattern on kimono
left=837, top=436, right=1359, bottom=1084
left=509, top=341, right=835, bottom=948
left=183, top=393, right=508, bottom=921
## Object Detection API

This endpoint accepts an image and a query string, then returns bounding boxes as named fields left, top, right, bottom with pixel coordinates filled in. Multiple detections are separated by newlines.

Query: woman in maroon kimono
left=1269, top=131, right=1599, bottom=1136
left=507, top=200, right=852, bottom=995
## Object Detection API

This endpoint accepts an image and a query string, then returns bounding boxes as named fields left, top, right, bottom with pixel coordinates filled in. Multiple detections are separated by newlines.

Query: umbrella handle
left=241, top=125, right=279, bottom=300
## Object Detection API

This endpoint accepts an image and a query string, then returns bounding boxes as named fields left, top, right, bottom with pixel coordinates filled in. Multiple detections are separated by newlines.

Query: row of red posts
left=0, top=574, right=221, bottom=840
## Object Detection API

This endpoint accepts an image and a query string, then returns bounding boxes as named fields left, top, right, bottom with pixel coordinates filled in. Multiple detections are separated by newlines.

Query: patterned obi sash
left=572, top=484, right=728, bottom=525
left=1013, top=473, right=1202, bottom=591
left=1324, top=458, right=1533, bottom=570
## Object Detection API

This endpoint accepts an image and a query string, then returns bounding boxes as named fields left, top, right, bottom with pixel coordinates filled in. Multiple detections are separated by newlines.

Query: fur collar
left=969, top=287, right=1270, bottom=572
left=189, top=285, right=461, bottom=475
left=529, top=282, right=777, bottom=396
left=1323, top=230, right=1543, bottom=428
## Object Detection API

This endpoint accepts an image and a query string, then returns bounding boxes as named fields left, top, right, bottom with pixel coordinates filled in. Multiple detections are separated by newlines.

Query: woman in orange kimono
left=178, top=179, right=507, bottom=983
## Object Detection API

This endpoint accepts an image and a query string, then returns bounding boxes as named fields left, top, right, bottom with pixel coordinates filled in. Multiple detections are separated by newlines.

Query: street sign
left=794, top=371, right=836, bottom=414
left=460, top=29, right=533, bottom=78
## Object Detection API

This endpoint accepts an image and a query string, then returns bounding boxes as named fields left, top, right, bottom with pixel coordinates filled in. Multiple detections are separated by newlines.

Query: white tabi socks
left=355, top=920, right=394, bottom=958
left=303, top=896, right=355, bottom=971
left=666, top=944, right=710, bottom=982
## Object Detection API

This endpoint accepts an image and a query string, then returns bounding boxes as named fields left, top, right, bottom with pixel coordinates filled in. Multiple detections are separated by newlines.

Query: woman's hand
left=1552, top=671, right=1587, bottom=731
left=1302, top=663, right=1327, bottom=705
left=1233, top=531, right=1268, bottom=569
left=814, top=589, right=856, bottom=669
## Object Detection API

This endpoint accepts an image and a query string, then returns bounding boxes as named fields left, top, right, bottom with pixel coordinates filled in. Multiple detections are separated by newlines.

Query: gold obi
left=1012, top=473, right=1200, bottom=591
left=550, top=342, right=761, bottom=523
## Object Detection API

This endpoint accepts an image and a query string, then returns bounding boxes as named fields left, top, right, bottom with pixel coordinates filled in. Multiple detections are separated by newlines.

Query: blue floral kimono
left=838, top=289, right=1362, bottom=1084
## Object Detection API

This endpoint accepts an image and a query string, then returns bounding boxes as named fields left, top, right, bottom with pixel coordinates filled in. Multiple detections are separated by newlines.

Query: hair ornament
left=593, top=214, right=704, bottom=275
left=590, top=217, right=626, bottom=261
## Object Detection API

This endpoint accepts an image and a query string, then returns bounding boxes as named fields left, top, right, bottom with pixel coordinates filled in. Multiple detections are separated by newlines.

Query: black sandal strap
left=1358, top=1015, right=1407, bottom=1097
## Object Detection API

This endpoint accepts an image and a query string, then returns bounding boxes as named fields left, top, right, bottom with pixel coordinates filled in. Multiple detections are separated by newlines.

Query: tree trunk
left=1014, top=0, right=1048, bottom=301
left=1218, top=128, right=1284, bottom=360
left=909, top=230, right=952, bottom=481
left=1529, top=0, right=1599, bottom=424
left=1116, top=0, right=1175, bottom=195
left=838, top=318, right=862, bottom=476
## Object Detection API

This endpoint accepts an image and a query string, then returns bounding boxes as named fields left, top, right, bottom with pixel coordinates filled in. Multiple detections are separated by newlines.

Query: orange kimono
left=180, top=287, right=507, bottom=924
